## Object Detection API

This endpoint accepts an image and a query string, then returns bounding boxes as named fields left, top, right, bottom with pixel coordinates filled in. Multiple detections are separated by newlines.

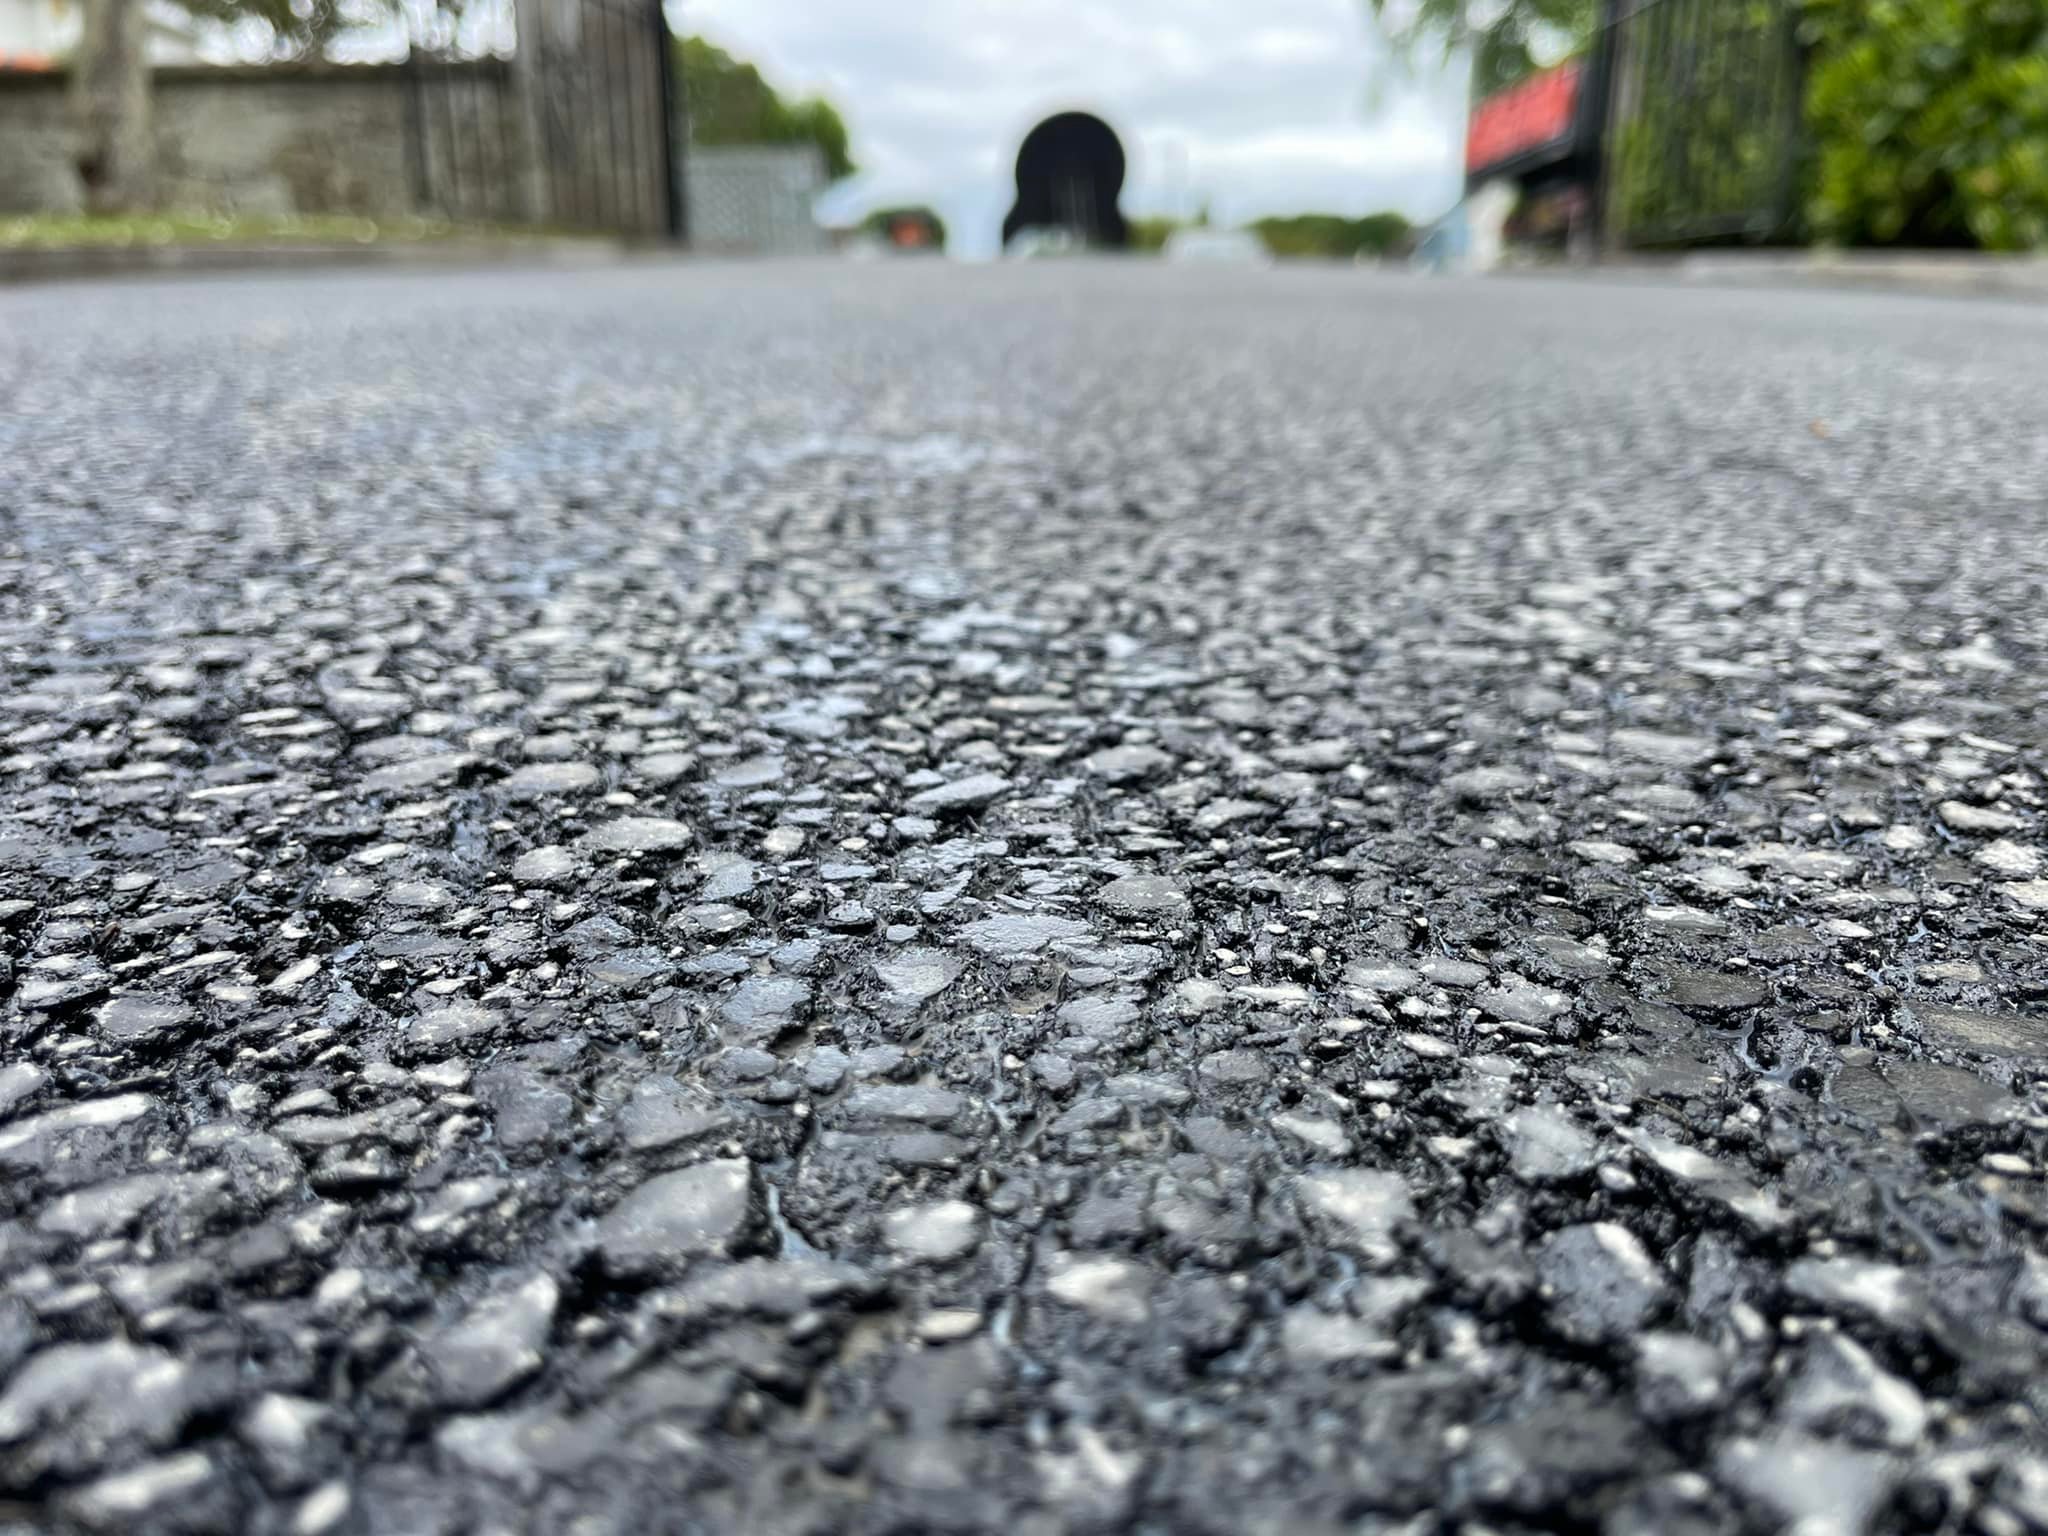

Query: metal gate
left=407, top=0, right=679, bottom=238
left=406, top=56, right=528, bottom=228
left=1600, top=0, right=1805, bottom=247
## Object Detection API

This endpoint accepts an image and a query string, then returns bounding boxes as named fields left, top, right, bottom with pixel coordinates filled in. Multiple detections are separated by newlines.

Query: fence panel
left=534, top=0, right=675, bottom=236
left=407, top=57, right=526, bottom=226
left=407, top=0, right=677, bottom=238
left=1602, top=0, right=1805, bottom=247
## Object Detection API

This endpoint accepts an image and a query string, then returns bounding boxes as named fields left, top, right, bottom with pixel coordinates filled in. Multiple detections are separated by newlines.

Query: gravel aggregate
left=2, top=259, right=2047, bottom=1534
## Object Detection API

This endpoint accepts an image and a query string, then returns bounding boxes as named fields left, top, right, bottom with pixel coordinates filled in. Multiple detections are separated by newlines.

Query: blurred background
left=2, top=0, right=2044, bottom=271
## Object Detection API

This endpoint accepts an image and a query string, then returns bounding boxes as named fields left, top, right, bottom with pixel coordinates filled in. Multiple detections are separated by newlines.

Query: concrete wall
left=0, top=72, right=74, bottom=212
left=0, top=54, right=679, bottom=235
left=0, top=62, right=557, bottom=222
left=685, top=145, right=825, bottom=255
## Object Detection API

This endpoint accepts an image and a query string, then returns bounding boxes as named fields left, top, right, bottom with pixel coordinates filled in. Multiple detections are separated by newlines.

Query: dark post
left=1769, top=0, right=1807, bottom=238
left=653, top=0, right=686, bottom=242
left=1579, top=0, right=1628, bottom=253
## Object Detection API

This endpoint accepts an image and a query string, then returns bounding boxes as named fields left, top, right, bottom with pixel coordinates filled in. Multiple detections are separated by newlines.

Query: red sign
left=1466, top=61, right=1583, bottom=176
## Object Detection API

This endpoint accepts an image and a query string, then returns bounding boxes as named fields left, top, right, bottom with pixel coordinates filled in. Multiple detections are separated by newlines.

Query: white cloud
left=674, top=0, right=1467, bottom=257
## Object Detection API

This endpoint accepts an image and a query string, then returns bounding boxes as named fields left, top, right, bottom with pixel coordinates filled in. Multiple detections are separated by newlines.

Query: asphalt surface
left=2, top=258, right=2047, bottom=1536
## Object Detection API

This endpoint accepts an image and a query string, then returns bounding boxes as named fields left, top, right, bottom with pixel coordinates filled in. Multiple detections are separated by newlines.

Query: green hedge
left=1802, top=0, right=2048, bottom=249
left=1250, top=213, right=1413, bottom=259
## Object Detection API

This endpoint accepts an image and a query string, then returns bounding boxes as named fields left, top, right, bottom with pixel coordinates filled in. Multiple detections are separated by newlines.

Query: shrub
left=1249, top=212, right=1413, bottom=259
left=1801, top=0, right=2048, bottom=249
left=678, top=36, right=856, bottom=182
left=1128, top=216, right=1181, bottom=253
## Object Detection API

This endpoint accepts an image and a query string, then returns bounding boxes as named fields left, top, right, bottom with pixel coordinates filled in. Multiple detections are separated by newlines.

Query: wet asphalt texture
left=2, top=259, right=2048, bottom=1536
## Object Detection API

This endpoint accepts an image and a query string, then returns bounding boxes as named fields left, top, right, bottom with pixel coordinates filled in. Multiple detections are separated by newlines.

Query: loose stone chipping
left=1, top=260, right=2045, bottom=1533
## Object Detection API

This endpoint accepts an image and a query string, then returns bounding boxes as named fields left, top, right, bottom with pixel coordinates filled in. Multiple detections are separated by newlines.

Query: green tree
left=1802, top=0, right=2048, bottom=250
left=678, top=36, right=856, bottom=181
left=1364, top=0, right=1596, bottom=95
left=1250, top=211, right=1413, bottom=258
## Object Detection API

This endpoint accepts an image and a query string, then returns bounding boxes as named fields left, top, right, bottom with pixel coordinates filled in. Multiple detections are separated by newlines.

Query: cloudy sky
left=674, top=0, right=1468, bottom=258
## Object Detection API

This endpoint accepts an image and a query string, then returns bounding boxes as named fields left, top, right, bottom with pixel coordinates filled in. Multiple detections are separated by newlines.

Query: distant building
left=1463, top=58, right=1608, bottom=254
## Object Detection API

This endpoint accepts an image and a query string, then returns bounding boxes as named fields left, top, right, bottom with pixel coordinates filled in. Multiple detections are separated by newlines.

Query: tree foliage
left=1250, top=211, right=1413, bottom=258
left=678, top=36, right=855, bottom=181
left=175, top=0, right=476, bottom=60
left=1130, top=212, right=1412, bottom=259
left=1802, top=0, right=2048, bottom=249
left=1128, top=205, right=1214, bottom=252
left=1364, top=0, right=1596, bottom=94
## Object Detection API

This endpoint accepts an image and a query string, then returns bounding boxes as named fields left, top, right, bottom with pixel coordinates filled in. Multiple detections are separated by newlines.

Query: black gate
left=406, top=55, right=528, bottom=228
left=522, top=0, right=677, bottom=237
left=1600, top=0, right=1805, bottom=247
left=407, top=0, right=679, bottom=238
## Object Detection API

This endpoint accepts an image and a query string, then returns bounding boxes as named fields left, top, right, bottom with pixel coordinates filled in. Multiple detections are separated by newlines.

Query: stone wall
left=0, top=63, right=516, bottom=221
left=0, top=72, right=80, bottom=213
